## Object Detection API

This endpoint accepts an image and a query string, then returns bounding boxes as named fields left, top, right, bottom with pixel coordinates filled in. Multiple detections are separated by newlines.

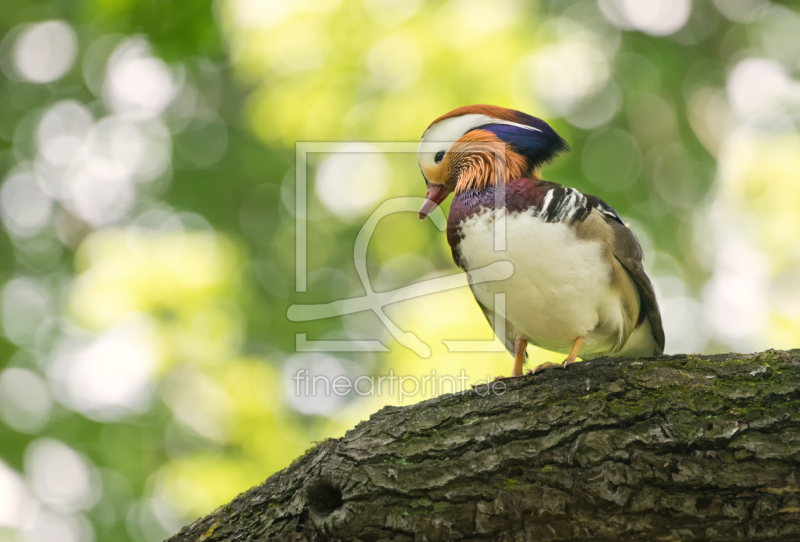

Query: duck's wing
left=588, top=195, right=665, bottom=355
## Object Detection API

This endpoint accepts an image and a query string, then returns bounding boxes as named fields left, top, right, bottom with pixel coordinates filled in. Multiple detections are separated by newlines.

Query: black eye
left=434, top=151, right=445, bottom=164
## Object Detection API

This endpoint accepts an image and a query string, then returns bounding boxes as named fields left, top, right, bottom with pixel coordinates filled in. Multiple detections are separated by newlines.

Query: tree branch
left=167, top=350, right=800, bottom=541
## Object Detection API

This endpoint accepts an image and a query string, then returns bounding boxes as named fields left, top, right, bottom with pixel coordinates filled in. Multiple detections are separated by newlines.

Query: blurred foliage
left=1, top=0, right=799, bottom=540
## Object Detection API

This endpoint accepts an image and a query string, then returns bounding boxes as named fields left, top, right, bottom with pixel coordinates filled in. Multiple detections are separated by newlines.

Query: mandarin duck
left=417, top=105, right=664, bottom=379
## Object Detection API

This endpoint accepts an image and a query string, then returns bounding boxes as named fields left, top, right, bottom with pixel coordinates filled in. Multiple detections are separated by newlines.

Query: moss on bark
left=167, top=349, right=800, bottom=541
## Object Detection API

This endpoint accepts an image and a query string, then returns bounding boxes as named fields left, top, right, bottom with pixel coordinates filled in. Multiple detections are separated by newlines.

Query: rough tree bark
left=167, top=350, right=800, bottom=541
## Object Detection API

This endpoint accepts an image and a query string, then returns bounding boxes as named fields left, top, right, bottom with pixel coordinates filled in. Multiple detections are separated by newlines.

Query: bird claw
left=531, top=358, right=576, bottom=374
left=471, top=359, right=577, bottom=388
left=531, top=361, right=562, bottom=373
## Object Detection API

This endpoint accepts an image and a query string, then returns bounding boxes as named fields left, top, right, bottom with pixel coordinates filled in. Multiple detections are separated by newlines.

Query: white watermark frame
left=288, top=141, right=513, bottom=357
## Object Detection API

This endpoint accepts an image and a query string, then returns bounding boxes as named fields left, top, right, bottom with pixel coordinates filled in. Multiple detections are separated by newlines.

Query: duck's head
left=417, top=105, right=569, bottom=219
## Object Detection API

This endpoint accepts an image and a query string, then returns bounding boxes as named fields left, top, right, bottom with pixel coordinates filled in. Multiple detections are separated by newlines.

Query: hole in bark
left=697, top=497, right=713, bottom=511
left=306, top=480, right=344, bottom=518
left=706, top=423, right=713, bottom=431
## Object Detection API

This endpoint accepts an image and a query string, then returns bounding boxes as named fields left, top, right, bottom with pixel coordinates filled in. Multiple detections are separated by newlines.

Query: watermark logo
left=287, top=142, right=513, bottom=358
left=292, top=369, right=508, bottom=403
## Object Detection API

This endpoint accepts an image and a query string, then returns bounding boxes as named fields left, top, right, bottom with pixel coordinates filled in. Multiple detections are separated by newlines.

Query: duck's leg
left=511, top=338, right=527, bottom=377
left=561, top=336, right=584, bottom=368
left=529, top=336, right=584, bottom=374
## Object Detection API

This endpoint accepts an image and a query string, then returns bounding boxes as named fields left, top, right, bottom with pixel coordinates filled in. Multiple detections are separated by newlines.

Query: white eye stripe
left=420, top=119, right=542, bottom=138
left=486, top=119, right=542, bottom=133
left=421, top=114, right=541, bottom=142
left=418, top=114, right=541, bottom=168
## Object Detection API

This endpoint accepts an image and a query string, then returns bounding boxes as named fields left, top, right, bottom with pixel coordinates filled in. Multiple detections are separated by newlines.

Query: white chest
left=456, top=210, right=623, bottom=354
